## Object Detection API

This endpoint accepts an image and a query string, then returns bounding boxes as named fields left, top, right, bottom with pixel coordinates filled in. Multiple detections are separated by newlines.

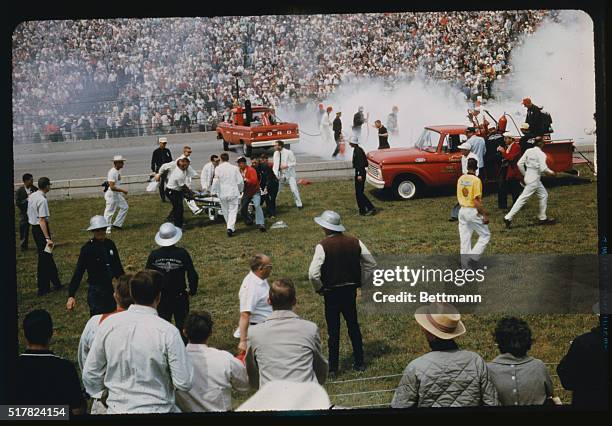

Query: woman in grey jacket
left=391, top=303, right=499, bottom=408
left=487, top=317, right=554, bottom=406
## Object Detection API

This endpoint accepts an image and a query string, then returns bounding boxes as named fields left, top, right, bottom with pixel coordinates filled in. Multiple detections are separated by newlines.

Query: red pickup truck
left=216, top=105, right=300, bottom=157
left=366, top=124, right=579, bottom=200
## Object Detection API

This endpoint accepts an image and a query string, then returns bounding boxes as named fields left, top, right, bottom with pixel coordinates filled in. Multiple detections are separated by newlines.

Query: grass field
left=15, top=165, right=599, bottom=408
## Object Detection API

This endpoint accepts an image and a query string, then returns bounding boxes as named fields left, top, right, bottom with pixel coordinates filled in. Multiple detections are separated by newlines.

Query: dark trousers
left=498, top=178, right=522, bottom=209
left=158, top=293, right=189, bottom=343
left=264, top=182, right=279, bottom=217
left=323, top=287, right=364, bottom=371
left=19, top=212, right=30, bottom=249
left=355, top=174, right=374, bottom=214
left=240, top=194, right=254, bottom=225
left=333, top=134, right=341, bottom=157
left=32, top=225, right=61, bottom=294
left=166, top=189, right=185, bottom=228
left=158, top=178, right=167, bottom=201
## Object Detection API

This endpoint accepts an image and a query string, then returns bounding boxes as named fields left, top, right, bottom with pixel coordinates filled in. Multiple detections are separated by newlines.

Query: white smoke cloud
left=279, top=9, right=595, bottom=160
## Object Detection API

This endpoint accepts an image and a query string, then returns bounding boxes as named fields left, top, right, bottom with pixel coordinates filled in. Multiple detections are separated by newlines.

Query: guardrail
left=13, top=160, right=354, bottom=200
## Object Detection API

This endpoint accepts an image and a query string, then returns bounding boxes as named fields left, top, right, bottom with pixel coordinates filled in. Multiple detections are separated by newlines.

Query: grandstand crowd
left=12, top=11, right=551, bottom=144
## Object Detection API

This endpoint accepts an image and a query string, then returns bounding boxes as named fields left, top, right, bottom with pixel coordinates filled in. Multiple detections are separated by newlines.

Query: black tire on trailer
left=392, top=174, right=422, bottom=200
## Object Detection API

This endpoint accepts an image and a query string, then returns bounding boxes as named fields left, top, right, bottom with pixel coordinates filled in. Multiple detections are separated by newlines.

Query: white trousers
left=278, top=176, right=303, bottom=207
left=104, top=193, right=128, bottom=229
left=504, top=179, right=548, bottom=221
left=458, top=207, right=490, bottom=267
left=219, top=196, right=240, bottom=231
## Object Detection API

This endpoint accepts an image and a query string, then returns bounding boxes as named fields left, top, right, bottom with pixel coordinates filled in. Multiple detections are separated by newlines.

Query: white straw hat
left=86, top=215, right=110, bottom=231
left=314, top=210, right=346, bottom=232
left=155, top=222, right=183, bottom=246
left=113, top=155, right=126, bottom=162
left=236, top=381, right=332, bottom=412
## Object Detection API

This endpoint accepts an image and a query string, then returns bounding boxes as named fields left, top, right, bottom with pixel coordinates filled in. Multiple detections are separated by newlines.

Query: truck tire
left=393, top=175, right=421, bottom=200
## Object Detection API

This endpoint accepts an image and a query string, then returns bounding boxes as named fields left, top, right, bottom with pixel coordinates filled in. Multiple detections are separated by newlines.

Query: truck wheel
left=243, top=143, right=253, bottom=158
left=393, top=176, right=420, bottom=200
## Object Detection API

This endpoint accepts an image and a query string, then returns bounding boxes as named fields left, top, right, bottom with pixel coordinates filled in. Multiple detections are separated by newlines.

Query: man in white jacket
left=103, top=155, right=129, bottom=235
left=272, top=141, right=303, bottom=209
left=212, top=153, right=244, bottom=237
left=504, top=137, right=557, bottom=228
left=320, top=106, right=335, bottom=149
left=200, top=154, right=220, bottom=194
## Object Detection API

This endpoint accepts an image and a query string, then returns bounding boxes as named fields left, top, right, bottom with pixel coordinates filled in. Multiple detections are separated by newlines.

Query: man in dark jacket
left=557, top=319, right=608, bottom=409
left=332, top=112, right=342, bottom=158
left=350, top=139, right=376, bottom=216
left=151, top=137, right=173, bottom=202
left=257, top=153, right=279, bottom=218
left=15, top=173, right=37, bottom=251
left=308, top=211, right=377, bottom=375
left=66, top=215, right=125, bottom=316
left=520, top=98, right=545, bottom=147
left=179, top=110, right=191, bottom=133
left=146, top=222, right=199, bottom=341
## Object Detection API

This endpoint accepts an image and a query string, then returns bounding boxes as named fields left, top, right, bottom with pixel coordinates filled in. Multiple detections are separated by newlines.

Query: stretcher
left=191, top=192, right=255, bottom=222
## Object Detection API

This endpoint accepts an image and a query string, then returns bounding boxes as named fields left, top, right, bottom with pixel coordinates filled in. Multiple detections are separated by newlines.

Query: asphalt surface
left=12, top=132, right=331, bottom=182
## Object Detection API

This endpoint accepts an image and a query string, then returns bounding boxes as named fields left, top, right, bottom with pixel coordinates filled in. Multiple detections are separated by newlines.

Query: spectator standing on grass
left=246, top=279, right=328, bottom=389
left=557, top=303, right=608, bottom=409
left=83, top=271, right=194, bottom=414
left=77, top=274, right=133, bottom=414
left=176, top=311, right=250, bottom=412
left=456, top=158, right=490, bottom=268
left=237, top=156, right=266, bottom=232
left=146, top=222, right=199, bottom=341
left=487, top=317, right=555, bottom=406
left=308, top=210, right=376, bottom=376
left=257, top=152, right=279, bottom=219
left=151, top=137, right=173, bottom=202
left=391, top=302, right=499, bottom=408
left=27, top=176, right=63, bottom=296
left=272, top=140, right=303, bottom=209
left=103, top=155, right=129, bottom=235
left=66, top=215, right=125, bottom=317
left=14, top=310, right=87, bottom=415
left=235, top=254, right=274, bottom=354
left=15, top=172, right=37, bottom=251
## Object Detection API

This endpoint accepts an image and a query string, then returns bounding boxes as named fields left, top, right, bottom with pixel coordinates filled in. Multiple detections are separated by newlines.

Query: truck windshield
left=415, top=128, right=440, bottom=152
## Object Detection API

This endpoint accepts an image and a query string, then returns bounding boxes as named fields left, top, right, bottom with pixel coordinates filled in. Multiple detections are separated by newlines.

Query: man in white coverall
left=104, top=155, right=129, bottom=234
left=320, top=106, right=335, bottom=150
left=212, top=152, right=244, bottom=237
left=504, top=137, right=557, bottom=228
left=272, top=141, right=303, bottom=209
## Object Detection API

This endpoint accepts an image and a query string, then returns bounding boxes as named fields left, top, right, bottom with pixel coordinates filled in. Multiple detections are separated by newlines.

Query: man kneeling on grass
left=176, top=311, right=250, bottom=412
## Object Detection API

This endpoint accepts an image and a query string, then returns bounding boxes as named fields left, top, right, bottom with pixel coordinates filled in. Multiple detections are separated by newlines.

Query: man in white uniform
left=272, top=141, right=303, bottom=209
left=504, top=137, right=557, bottom=228
left=200, top=154, right=220, bottom=193
left=320, top=106, right=335, bottom=148
left=212, top=152, right=244, bottom=237
left=164, top=157, right=199, bottom=229
left=103, top=155, right=129, bottom=235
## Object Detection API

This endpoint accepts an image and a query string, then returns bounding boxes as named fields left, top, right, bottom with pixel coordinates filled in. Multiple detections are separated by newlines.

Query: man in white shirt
left=83, top=271, right=194, bottom=414
left=162, top=157, right=199, bottom=229
left=272, top=141, right=303, bottom=209
left=465, top=127, right=486, bottom=177
left=77, top=274, right=133, bottom=414
left=246, top=279, right=328, bottom=389
left=176, top=311, right=249, bottom=412
left=504, top=137, right=557, bottom=228
left=28, top=177, right=63, bottom=296
left=103, top=155, right=129, bottom=235
left=200, top=155, right=220, bottom=193
left=236, top=254, right=273, bottom=353
left=212, top=152, right=244, bottom=237
left=320, top=106, right=335, bottom=149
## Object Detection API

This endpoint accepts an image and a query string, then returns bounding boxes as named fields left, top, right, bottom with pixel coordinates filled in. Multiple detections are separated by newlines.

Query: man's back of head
left=130, top=271, right=162, bottom=307
left=269, top=279, right=296, bottom=311
left=23, top=309, right=53, bottom=348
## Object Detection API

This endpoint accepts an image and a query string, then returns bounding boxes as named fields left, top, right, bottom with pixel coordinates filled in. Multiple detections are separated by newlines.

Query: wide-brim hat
left=236, top=381, right=332, bottom=412
left=155, top=222, right=183, bottom=246
left=86, top=215, right=110, bottom=231
left=458, top=142, right=472, bottom=151
left=415, top=303, right=466, bottom=340
left=113, top=155, right=126, bottom=162
left=314, top=210, right=346, bottom=232
left=158, top=137, right=168, bottom=144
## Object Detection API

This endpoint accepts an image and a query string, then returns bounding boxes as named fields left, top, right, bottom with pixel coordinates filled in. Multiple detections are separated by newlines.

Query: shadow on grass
left=338, top=339, right=393, bottom=372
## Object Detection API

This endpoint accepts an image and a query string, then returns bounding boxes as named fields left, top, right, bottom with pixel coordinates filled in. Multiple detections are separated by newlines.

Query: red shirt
left=241, top=166, right=260, bottom=197
left=500, top=141, right=522, bottom=180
